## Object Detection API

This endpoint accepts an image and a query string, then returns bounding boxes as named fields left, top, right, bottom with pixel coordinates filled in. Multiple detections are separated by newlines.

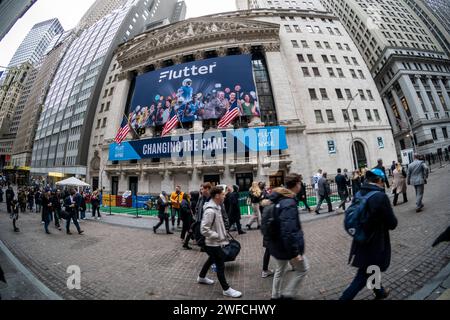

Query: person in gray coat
left=407, top=154, right=429, bottom=212
left=315, top=172, right=333, bottom=214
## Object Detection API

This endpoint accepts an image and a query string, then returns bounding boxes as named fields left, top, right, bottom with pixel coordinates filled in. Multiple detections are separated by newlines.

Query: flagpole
left=123, top=112, right=139, bottom=137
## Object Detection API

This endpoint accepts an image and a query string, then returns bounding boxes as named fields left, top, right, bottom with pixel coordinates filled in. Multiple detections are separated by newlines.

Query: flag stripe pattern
left=218, top=107, right=240, bottom=129
left=114, top=124, right=131, bottom=145
left=162, top=115, right=179, bottom=136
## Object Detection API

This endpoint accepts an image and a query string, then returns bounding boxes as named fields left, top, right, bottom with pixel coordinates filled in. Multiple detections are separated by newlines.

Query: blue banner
left=109, top=126, right=288, bottom=161
left=126, top=55, right=260, bottom=129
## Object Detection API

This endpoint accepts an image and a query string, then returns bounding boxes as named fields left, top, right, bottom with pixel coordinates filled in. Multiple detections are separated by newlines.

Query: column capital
left=436, top=76, right=443, bottom=81
left=425, top=75, right=433, bottom=80
left=414, top=74, right=422, bottom=79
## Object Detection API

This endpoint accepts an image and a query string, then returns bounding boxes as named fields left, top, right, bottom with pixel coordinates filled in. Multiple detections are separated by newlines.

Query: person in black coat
left=340, top=168, right=398, bottom=300
left=296, top=176, right=311, bottom=212
left=5, top=187, right=14, bottom=214
left=0, top=187, right=4, bottom=202
left=180, top=193, right=193, bottom=244
left=226, top=185, right=245, bottom=235
left=153, top=192, right=172, bottom=234
left=41, top=191, right=53, bottom=234
left=64, top=189, right=83, bottom=235
left=374, top=158, right=390, bottom=189
left=268, top=174, right=309, bottom=300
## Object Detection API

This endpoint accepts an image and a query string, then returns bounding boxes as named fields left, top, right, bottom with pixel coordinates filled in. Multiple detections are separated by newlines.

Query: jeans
left=6, top=201, right=11, bottom=214
left=154, top=214, right=170, bottom=233
left=340, top=267, right=386, bottom=300
left=272, top=256, right=309, bottom=299
left=247, top=204, right=261, bottom=228
left=80, top=209, right=86, bottom=220
left=66, top=213, right=81, bottom=233
left=35, top=203, right=41, bottom=213
left=316, top=195, right=332, bottom=212
left=338, top=190, right=348, bottom=210
left=92, top=205, right=101, bottom=218
left=54, top=209, right=60, bottom=227
left=263, top=248, right=271, bottom=271
left=199, top=246, right=230, bottom=291
left=414, top=184, right=425, bottom=208
left=171, top=207, right=181, bottom=227
left=43, top=211, right=52, bottom=233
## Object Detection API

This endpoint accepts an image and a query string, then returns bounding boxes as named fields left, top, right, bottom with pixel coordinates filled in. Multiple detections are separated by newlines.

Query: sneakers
left=197, top=276, right=215, bottom=285
left=78, top=230, right=84, bottom=235
left=14, top=228, right=20, bottom=232
left=153, top=226, right=157, bottom=234
left=223, top=287, right=242, bottom=298
left=262, top=270, right=274, bottom=278
left=246, top=224, right=252, bottom=230
left=183, top=245, right=192, bottom=250
left=238, top=230, right=246, bottom=235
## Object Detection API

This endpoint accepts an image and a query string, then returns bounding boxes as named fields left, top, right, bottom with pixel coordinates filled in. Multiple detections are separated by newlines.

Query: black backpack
left=261, top=202, right=281, bottom=240
left=192, top=214, right=216, bottom=248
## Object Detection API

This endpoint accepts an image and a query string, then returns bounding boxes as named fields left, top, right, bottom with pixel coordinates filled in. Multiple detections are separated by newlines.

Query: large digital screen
left=126, top=54, right=260, bottom=129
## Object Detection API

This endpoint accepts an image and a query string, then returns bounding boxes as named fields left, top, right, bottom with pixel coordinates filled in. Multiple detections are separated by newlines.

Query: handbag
left=59, top=209, right=70, bottom=220
left=222, top=232, right=241, bottom=262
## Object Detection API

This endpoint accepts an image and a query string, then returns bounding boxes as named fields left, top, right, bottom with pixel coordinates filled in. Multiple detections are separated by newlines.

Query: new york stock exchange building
left=88, top=8, right=397, bottom=196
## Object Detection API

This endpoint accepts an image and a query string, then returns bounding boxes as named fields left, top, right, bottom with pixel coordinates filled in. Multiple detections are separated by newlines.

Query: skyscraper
left=6, top=18, right=64, bottom=68
left=30, top=0, right=186, bottom=180
left=320, top=0, right=450, bottom=157
left=76, top=0, right=129, bottom=31
left=0, top=0, right=37, bottom=41
left=404, top=0, right=450, bottom=56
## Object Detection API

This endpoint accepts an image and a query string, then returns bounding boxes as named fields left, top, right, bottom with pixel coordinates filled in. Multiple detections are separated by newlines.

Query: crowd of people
left=0, top=153, right=439, bottom=300
left=0, top=184, right=104, bottom=235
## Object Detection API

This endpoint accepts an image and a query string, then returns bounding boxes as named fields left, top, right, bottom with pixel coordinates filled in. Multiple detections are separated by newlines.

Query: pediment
left=117, top=17, right=280, bottom=65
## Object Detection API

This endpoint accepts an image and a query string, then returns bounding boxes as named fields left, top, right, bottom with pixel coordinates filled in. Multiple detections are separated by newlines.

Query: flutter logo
left=159, top=62, right=217, bottom=83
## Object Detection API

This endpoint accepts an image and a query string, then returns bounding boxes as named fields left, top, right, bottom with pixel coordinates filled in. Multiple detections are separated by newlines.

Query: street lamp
left=346, top=93, right=360, bottom=171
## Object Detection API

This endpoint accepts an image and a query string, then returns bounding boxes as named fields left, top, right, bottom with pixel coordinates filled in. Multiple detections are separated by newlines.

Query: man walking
left=335, top=169, right=349, bottom=211
left=374, top=158, right=390, bottom=189
left=312, top=169, right=322, bottom=205
left=226, top=185, right=246, bottom=235
left=340, top=168, right=397, bottom=300
left=197, top=186, right=242, bottom=298
left=170, top=186, right=184, bottom=230
left=407, top=154, right=429, bottom=212
left=267, top=174, right=309, bottom=300
left=5, top=186, right=14, bottom=214
left=64, top=189, right=84, bottom=235
left=315, top=172, right=333, bottom=214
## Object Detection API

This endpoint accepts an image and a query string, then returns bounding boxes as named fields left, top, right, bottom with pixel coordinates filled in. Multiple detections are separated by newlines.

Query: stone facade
left=88, top=9, right=397, bottom=195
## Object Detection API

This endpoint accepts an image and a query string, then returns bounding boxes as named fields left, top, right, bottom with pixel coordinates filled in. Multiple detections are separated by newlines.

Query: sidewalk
left=408, top=260, right=450, bottom=300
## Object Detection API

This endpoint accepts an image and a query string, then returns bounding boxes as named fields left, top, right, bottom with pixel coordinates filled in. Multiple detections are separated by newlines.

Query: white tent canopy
left=55, top=177, right=90, bottom=187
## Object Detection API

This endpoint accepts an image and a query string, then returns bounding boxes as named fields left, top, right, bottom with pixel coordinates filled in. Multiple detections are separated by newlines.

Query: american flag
left=218, top=106, right=240, bottom=129
left=162, top=115, right=179, bottom=136
left=114, top=122, right=131, bottom=145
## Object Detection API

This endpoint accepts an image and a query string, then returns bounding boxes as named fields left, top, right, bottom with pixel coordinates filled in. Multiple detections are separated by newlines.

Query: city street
left=0, top=166, right=449, bottom=300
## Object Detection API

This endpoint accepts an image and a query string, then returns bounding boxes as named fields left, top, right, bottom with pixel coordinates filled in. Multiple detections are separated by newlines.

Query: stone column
left=264, top=48, right=302, bottom=125
left=437, top=77, right=450, bottom=112
left=390, top=88, right=410, bottom=129
left=382, top=95, right=400, bottom=133
left=426, top=76, right=445, bottom=116
left=106, top=72, right=133, bottom=141
left=398, top=75, right=426, bottom=120
left=416, top=75, right=433, bottom=113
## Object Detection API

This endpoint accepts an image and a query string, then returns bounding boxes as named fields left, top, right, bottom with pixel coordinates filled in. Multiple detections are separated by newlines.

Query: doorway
left=269, top=171, right=285, bottom=188
left=236, top=173, right=253, bottom=192
left=129, top=176, right=138, bottom=195
left=204, top=175, right=220, bottom=186
left=111, top=176, right=119, bottom=195
left=352, top=141, right=368, bottom=169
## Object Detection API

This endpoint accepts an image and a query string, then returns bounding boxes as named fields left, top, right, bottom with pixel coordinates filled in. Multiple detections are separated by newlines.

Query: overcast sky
left=0, top=0, right=237, bottom=68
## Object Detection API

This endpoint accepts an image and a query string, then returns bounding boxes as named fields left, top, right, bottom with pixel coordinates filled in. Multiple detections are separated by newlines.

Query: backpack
left=261, top=202, right=281, bottom=240
left=192, top=213, right=216, bottom=248
left=344, top=191, right=379, bottom=243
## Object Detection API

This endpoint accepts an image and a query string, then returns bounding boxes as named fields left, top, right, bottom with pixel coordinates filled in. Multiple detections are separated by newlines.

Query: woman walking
left=246, top=182, right=262, bottom=230
left=91, top=190, right=101, bottom=219
left=183, top=191, right=200, bottom=249
left=180, top=193, right=194, bottom=248
left=392, top=163, right=408, bottom=206
left=351, top=171, right=362, bottom=198
left=41, top=190, right=53, bottom=234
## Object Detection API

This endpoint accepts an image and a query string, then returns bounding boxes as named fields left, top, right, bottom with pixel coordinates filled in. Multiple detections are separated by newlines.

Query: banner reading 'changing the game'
left=126, top=55, right=260, bottom=129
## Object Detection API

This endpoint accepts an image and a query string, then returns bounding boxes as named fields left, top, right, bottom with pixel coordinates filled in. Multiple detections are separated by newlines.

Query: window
left=315, top=41, right=322, bottom=48
left=431, top=128, right=438, bottom=140
left=297, top=54, right=305, bottom=62
left=344, top=43, right=351, bottom=51
left=345, top=89, right=352, bottom=99
left=315, top=26, right=323, bottom=34
left=367, top=90, right=374, bottom=100
left=342, top=109, right=350, bottom=121
left=100, top=103, right=104, bottom=113
left=331, top=55, right=338, bottom=64
left=322, top=55, right=329, bottom=63
left=336, top=43, right=343, bottom=50
left=109, top=87, right=114, bottom=96
left=301, top=40, right=309, bottom=48
left=352, top=57, right=359, bottom=65
left=312, top=67, right=321, bottom=77
left=307, top=54, right=315, bottom=62
left=293, top=25, right=301, bottom=33
left=366, top=109, right=373, bottom=121
left=336, top=89, right=344, bottom=99
left=285, top=25, right=293, bottom=32
left=324, top=42, right=331, bottom=49
left=96, top=119, right=101, bottom=129
left=374, top=109, right=380, bottom=121
left=443, top=127, right=448, bottom=139
left=302, top=67, right=311, bottom=77
left=105, top=101, right=110, bottom=111
left=359, top=89, right=366, bottom=100
left=291, top=40, right=299, bottom=48
left=309, top=88, right=318, bottom=100
left=337, top=68, right=344, bottom=77
left=320, top=88, right=329, bottom=100
left=358, top=70, right=365, bottom=79
left=306, top=25, right=314, bottom=33
left=326, top=109, right=335, bottom=122
left=327, top=67, right=336, bottom=77
left=352, top=109, right=360, bottom=121
left=315, top=110, right=324, bottom=123
left=102, top=118, right=107, bottom=127
left=350, top=69, right=357, bottom=78
left=344, top=56, right=351, bottom=64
